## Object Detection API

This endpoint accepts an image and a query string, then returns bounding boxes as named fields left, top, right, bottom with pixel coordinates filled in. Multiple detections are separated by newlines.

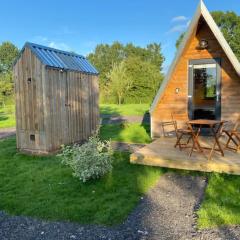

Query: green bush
left=58, top=133, right=113, bottom=183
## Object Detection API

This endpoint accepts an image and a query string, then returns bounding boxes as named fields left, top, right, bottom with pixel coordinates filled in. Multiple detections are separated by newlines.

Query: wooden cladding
left=152, top=19, right=240, bottom=138
left=14, top=47, right=99, bottom=154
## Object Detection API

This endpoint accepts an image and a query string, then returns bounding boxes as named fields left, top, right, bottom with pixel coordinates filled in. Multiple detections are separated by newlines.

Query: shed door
left=188, top=59, right=221, bottom=120
left=65, top=72, right=83, bottom=144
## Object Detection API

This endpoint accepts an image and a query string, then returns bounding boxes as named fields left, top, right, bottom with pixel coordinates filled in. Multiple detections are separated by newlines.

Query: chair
left=171, top=112, right=193, bottom=150
left=208, top=120, right=227, bottom=160
left=223, top=116, right=240, bottom=152
left=160, top=119, right=176, bottom=137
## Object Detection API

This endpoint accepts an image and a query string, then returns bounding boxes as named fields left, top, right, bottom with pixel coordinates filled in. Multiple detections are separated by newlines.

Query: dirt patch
left=0, top=128, right=16, bottom=139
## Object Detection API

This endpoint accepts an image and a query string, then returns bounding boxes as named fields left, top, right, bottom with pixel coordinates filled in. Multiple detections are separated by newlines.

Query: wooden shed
left=150, top=0, right=240, bottom=138
left=13, top=42, right=99, bottom=154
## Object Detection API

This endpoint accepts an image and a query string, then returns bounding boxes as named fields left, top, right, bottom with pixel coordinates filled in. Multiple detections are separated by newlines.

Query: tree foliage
left=0, top=73, right=14, bottom=107
left=107, top=61, right=132, bottom=105
left=175, top=11, right=240, bottom=61
left=0, top=41, right=19, bottom=73
left=0, top=41, right=19, bottom=106
left=211, top=11, right=240, bottom=60
left=88, top=42, right=164, bottom=104
left=175, top=32, right=185, bottom=49
left=106, top=57, right=163, bottom=104
left=124, top=57, right=163, bottom=103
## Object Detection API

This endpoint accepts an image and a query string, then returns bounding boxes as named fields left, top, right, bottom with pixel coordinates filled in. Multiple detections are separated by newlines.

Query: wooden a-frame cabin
left=131, top=1, right=240, bottom=175
left=150, top=0, right=240, bottom=138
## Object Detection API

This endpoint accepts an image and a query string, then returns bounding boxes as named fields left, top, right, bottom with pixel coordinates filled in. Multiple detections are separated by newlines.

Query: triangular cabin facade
left=13, top=43, right=99, bottom=155
left=150, top=1, right=240, bottom=138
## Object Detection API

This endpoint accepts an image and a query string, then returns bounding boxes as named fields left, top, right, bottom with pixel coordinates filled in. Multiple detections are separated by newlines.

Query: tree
left=107, top=61, right=132, bottom=105
left=124, top=57, right=163, bottom=103
left=175, top=11, right=240, bottom=60
left=211, top=11, right=240, bottom=60
left=0, top=41, right=19, bottom=73
left=0, top=41, right=19, bottom=106
left=87, top=42, right=125, bottom=91
left=0, top=72, right=14, bottom=107
left=124, top=43, right=164, bottom=70
left=87, top=42, right=164, bottom=103
left=175, top=33, right=185, bottom=49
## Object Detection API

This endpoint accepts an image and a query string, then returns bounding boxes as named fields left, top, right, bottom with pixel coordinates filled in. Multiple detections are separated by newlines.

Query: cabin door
left=188, top=59, right=221, bottom=120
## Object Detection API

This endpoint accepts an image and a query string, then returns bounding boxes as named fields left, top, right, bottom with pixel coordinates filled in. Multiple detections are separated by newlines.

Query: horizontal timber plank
left=130, top=137, right=240, bottom=175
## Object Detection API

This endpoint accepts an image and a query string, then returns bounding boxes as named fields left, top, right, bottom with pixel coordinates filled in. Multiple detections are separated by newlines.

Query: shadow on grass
left=2, top=136, right=239, bottom=239
left=141, top=111, right=150, bottom=125
left=0, top=137, right=165, bottom=226
left=0, top=114, right=9, bottom=121
left=100, top=105, right=121, bottom=117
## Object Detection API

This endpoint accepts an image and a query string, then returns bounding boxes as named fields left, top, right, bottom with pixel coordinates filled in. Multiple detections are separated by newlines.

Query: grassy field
left=100, top=123, right=151, bottom=144
left=0, top=105, right=15, bottom=128
left=1, top=104, right=240, bottom=229
left=197, top=173, right=240, bottom=228
left=1, top=136, right=240, bottom=228
left=100, top=104, right=150, bottom=116
left=0, top=137, right=165, bottom=225
left=0, top=104, right=149, bottom=129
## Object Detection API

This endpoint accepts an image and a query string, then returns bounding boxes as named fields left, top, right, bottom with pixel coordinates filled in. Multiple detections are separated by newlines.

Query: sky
left=1, top=0, right=239, bottom=72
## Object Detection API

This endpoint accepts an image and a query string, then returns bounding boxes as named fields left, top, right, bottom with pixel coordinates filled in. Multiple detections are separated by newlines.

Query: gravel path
left=0, top=173, right=225, bottom=240
left=1, top=132, right=240, bottom=239
left=111, top=141, right=146, bottom=152
left=100, top=114, right=150, bottom=124
left=0, top=127, right=16, bottom=139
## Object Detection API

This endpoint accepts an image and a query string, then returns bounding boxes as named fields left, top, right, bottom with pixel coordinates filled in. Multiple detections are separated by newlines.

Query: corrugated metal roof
left=17, top=42, right=99, bottom=75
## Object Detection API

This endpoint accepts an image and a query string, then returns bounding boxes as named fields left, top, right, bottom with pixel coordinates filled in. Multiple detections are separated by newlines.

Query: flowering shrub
left=58, top=132, right=113, bottom=183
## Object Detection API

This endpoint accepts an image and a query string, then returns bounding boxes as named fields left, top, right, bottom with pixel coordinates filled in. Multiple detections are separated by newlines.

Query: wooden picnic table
left=187, top=119, right=226, bottom=160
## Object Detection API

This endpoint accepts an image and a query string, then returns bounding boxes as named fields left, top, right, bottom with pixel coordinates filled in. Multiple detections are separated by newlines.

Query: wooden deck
left=130, top=137, right=240, bottom=175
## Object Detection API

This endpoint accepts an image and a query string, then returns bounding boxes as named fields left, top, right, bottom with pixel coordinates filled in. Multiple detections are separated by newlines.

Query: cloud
left=166, top=17, right=191, bottom=34
left=166, top=15, right=191, bottom=34
left=31, top=36, right=72, bottom=51
left=48, top=41, right=72, bottom=51
left=171, top=15, right=188, bottom=22
left=167, top=24, right=188, bottom=34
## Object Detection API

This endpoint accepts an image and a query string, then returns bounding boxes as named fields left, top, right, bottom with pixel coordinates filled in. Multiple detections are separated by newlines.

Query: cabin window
left=30, top=134, right=35, bottom=141
left=193, top=64, right=217, bottom=100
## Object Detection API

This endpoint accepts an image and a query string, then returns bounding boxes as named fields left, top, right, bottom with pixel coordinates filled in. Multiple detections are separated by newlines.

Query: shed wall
left=151, top=20, right=240, bottom=138
left=14, top=47, right=99, bottom=154
left=44, top=68, right=99, bottom=152
left=14, top=47, right=47, bottom=151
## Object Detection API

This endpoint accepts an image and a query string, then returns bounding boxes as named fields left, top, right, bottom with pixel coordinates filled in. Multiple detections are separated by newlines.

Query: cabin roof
left=150, top=0, right=240, bottom=114
left=15, top=42, right=99, bottom=75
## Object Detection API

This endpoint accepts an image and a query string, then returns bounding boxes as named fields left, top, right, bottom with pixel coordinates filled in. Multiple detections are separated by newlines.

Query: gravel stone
left=0, top=127, right=16, bottom=139
left=0, top=169, right=240, bottom=239
left=100, top=114, right=150, bottom=125
left=111, top=142, right=146, bottom=152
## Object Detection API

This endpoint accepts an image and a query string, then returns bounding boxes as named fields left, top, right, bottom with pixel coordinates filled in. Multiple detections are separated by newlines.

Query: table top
left=187, top=119, right=225, bottom=126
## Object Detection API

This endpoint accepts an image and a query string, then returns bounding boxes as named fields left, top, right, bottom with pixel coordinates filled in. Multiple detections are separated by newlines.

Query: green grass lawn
left=0, top=104, right=149, bottom=129
left=197, top=173, right=240, bottom=228
left=100, top=123, right=151, bottom=144
left=1, top=104, right=240, bottom=229
left=100, top=104, right=150, bottom=116
left=0, top=105, right=15, bottom=129
left=0, top=137, right=165, bottom=225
